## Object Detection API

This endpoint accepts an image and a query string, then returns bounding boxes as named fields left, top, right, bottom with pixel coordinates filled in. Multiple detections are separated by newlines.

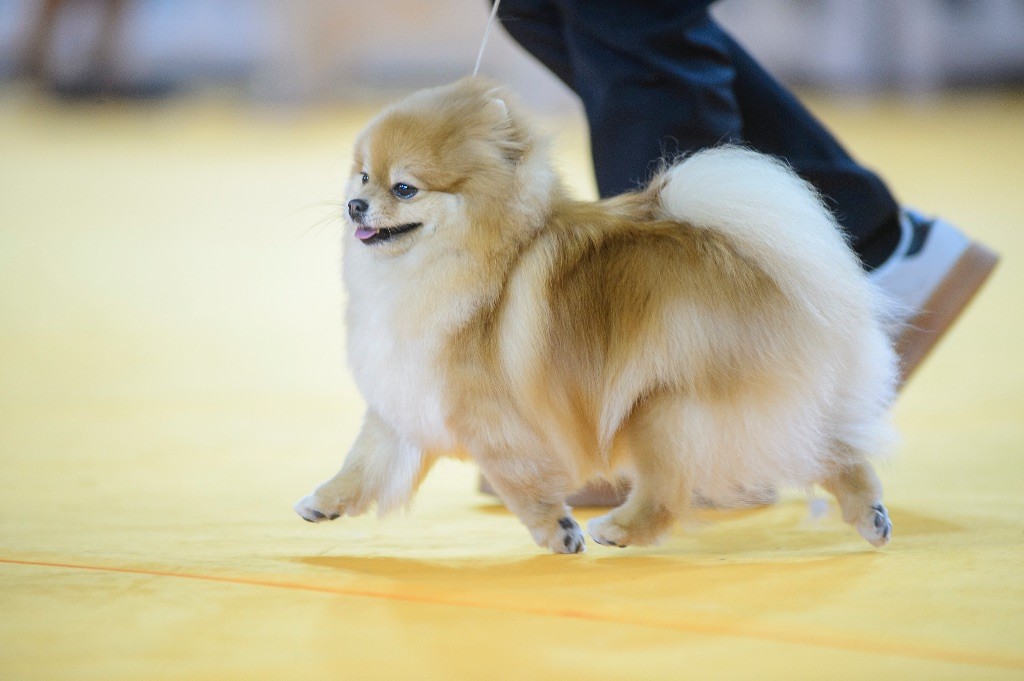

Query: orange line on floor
left=3, top=556, right=1022, bottom=672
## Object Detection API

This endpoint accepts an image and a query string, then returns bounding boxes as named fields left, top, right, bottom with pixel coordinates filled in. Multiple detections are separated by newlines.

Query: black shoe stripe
left=904, top=213, right=933, bottom=258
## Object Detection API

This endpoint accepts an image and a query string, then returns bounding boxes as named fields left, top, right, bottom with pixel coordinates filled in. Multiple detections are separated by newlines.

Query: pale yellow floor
left=1, top=89, right=1022, bottom=680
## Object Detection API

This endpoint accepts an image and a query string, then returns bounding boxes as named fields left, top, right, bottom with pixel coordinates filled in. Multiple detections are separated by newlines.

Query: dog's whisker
left=291, top=207, right=345, bottom=245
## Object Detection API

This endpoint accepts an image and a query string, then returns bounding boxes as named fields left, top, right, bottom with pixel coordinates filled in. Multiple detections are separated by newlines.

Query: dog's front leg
left=477, top=454, right=585, bottom=554
left=294, top=410, right=432, bottom=522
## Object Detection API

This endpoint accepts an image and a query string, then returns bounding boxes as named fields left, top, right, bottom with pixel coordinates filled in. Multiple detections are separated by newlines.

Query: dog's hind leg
left=820, top=447, right=892, bottom=547
left=587, top=392, right=691, bottom=548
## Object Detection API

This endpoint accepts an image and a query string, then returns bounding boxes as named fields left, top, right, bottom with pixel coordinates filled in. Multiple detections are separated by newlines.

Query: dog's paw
left=293, top=493, right=343, bottom=523
left=856, top=503, right=892, bottom=547
left=531, top=516, right=586, bottom=554
left=586, top=514, right=630, bottom=548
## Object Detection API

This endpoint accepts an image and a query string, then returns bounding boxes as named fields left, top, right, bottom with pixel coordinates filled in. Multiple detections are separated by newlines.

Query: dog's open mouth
left=354, top=222, right=423, bottom=245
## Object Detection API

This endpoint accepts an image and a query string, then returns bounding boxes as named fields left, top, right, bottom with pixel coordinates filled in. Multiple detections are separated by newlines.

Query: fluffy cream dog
left=295, top=77, right=898, bottom=553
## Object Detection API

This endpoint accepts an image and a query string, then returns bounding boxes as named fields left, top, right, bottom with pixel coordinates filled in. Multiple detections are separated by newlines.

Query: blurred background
left=2, top=0, right=1024, bottom=107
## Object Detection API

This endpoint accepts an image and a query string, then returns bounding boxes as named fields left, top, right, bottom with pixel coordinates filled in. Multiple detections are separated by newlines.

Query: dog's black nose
left=348, top=198, right=369, bottom=221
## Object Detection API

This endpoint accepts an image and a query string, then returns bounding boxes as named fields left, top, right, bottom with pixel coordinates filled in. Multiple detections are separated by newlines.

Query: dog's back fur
left=297, top=77, right=898, bottom=551
left=482, top=147, right=897, bottom=507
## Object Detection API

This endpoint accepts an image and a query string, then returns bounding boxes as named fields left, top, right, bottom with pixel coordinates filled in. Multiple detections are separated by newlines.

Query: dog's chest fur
left=344, top=248, right=488, bottom=450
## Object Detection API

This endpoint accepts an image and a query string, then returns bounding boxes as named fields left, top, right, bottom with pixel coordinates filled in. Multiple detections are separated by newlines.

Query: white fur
left=296, top=79, right=899, bottom=551
left=336, top=146, right=898, bottom=515
left=652, top=147, right=898, bottom=501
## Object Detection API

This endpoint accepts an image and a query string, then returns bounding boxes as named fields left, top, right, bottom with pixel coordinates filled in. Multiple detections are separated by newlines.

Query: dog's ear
left=485, top=96, right=527, bottom=165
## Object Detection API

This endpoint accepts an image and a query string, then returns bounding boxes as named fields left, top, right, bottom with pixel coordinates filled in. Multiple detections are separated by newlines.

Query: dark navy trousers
left=494, top=0, right=901, bottom=269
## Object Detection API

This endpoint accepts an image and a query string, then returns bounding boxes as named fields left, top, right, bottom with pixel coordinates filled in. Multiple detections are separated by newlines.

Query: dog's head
left=344, top=77, right=556, bottom=258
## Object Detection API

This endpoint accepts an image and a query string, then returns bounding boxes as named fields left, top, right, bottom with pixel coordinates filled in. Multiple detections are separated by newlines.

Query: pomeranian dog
left=295, top=77, right=898, bottom=553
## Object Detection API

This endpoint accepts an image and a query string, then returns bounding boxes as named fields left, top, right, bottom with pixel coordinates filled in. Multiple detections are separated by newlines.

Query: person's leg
left=721, top=30, right=901, bottom=269
left=555, top=2, right=743, bottom=197
left=21, top=0, right=66, bottom=81
left=91, top=0, right=129, bottom=91
left=712, top=28, right=996, bottom=384
left=499, top=1, right=743, bottom=197
left=494, top=0, right=575, bottom=85
left=505, top=0, right=900, bottom=269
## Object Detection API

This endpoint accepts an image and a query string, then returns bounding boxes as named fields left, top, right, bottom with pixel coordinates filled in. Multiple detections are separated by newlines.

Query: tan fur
left=295, top=77, right=898, bottom=553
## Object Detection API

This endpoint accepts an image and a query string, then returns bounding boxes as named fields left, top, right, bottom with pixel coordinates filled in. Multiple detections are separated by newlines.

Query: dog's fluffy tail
left=656, top=146, right=872, bottom=328
left=656, top=146, right=899, bottom=456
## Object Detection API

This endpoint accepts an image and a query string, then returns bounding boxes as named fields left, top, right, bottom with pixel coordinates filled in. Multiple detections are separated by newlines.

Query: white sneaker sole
left=895, top=240, right=999, bottom=387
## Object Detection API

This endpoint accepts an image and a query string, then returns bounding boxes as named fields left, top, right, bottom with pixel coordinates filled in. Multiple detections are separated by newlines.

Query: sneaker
left=871, top=209, right=1000, bottom=387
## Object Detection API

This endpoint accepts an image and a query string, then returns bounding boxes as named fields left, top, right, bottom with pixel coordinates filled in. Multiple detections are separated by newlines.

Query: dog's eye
left=392, top=183, right=418, bottom=200
left=360, top=172, right=369, bottom=184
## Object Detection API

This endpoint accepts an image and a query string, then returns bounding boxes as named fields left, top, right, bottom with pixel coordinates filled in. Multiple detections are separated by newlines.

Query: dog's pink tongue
left=355, top=227, right=377, bottom=241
